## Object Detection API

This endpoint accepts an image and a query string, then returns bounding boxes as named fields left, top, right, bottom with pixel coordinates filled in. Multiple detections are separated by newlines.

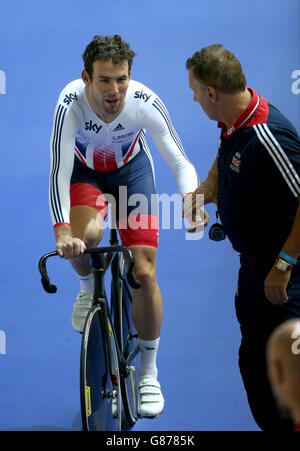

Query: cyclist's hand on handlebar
left=56, top=236, right=86, bottom=259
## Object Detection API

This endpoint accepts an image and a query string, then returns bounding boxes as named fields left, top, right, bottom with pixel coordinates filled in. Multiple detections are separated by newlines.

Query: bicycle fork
left=90, top=253, right=119, bottom=401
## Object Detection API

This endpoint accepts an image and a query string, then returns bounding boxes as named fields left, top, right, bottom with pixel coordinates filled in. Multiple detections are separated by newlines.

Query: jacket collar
left=218, top=88, right=260, bottom=138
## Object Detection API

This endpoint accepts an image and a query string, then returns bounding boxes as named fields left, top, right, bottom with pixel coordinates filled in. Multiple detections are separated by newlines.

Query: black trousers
left=235, top=257, right=300, bottom=431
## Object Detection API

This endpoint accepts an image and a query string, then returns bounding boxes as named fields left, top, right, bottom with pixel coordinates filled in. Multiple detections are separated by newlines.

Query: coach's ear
left=206, top=86, right=217, bottom=102
left=82, top=69, right=91, bottom=86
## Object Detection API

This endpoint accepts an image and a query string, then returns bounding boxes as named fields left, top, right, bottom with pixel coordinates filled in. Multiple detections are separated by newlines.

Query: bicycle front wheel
left=80, top=305, right=122, bottom=431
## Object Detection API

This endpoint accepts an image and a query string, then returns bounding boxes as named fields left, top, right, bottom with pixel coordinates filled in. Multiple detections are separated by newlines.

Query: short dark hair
left=186, top=44, right=246, bottom=94
left=82, top=34, right=136, bottom=79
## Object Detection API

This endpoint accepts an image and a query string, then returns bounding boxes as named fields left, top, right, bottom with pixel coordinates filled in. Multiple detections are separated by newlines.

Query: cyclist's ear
left=82, top=69, right=91, bottom=86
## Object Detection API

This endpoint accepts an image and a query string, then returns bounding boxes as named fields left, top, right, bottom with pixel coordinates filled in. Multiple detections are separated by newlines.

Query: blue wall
left=0, top=0, right=299, bottom=431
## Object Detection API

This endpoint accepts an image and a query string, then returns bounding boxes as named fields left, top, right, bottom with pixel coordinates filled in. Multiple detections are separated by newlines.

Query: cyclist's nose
left=108, top=80, right=119, bottom=97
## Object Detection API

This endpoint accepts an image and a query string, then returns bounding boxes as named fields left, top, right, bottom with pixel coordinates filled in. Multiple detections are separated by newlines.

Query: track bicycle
left=38, top=229, right=141, bottom=431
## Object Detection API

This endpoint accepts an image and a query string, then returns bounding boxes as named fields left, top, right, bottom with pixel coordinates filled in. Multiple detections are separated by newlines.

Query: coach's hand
left=183, top=192, right=209, bottom=233
left=264, top=266, right=291, bottom=305
left=186, top=209, right=209, bottom=233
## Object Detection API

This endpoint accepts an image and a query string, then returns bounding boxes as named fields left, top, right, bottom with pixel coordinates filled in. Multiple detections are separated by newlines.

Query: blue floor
left=0, top=0, right=299, bottom=431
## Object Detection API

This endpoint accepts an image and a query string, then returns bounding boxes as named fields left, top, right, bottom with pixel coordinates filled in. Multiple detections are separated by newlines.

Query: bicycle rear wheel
left=111, top=253, right=140, bottom=428
left=80, top=305, right=121, bottom=431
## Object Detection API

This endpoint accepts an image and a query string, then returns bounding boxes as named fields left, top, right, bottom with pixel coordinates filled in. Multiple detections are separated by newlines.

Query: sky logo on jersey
left=85, top=120, right=102, bottom=134
left=63, top=92, right=78, bottom=105
left=134, top=90, right=152, bottom=102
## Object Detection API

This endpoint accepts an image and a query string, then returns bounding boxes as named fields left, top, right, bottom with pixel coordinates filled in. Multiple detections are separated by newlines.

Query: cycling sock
left=79, top=273, right=94, bottom=293
left=138, top=337, right=160, bottom=380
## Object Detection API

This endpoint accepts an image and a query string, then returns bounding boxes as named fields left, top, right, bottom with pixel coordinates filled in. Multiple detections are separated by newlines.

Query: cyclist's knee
left=75, top=224, right=103, bottom=247
left=84, top=229, right=103, bottom=248
left=131, top=248, right=157, bottom=287
left=70, top=205, right=104, bottom=246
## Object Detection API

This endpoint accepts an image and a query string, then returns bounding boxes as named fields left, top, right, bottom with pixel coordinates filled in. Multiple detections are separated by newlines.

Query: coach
left=185, top=44, right=300, bottom=430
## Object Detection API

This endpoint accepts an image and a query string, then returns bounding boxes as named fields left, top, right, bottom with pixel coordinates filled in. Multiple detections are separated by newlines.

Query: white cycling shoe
left=71, top=291, right=93, bottom=333
left=138, top=377, right=164, bottom=418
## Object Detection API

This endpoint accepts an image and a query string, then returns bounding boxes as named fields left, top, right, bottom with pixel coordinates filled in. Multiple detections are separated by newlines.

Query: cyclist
left=49, top=35, right=202, bottom=418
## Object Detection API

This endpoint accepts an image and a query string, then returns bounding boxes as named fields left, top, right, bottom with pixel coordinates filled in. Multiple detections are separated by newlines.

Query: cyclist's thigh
left=113, top=150, right=159, bottom=249
left=70, top=157, right=108, bottom=243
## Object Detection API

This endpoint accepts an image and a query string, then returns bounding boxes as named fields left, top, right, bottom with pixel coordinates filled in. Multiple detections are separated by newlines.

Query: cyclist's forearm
left=54, top=224, right=72, bottom=241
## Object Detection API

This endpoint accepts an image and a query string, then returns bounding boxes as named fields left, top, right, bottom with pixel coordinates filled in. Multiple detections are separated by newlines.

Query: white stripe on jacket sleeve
left=254, top=123, right=300, bottom=197
left=49, top=105, right=79, bottom=226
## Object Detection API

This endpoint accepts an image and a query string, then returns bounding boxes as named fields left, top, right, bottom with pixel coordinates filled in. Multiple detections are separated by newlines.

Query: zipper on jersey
left=103, top=124, right=110, bottom=170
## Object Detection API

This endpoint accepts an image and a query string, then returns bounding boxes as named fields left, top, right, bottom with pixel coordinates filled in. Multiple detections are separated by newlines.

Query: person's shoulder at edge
left=266, top=102, right=300, bottom=140
left=56, top=79, right=85, bottom=110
